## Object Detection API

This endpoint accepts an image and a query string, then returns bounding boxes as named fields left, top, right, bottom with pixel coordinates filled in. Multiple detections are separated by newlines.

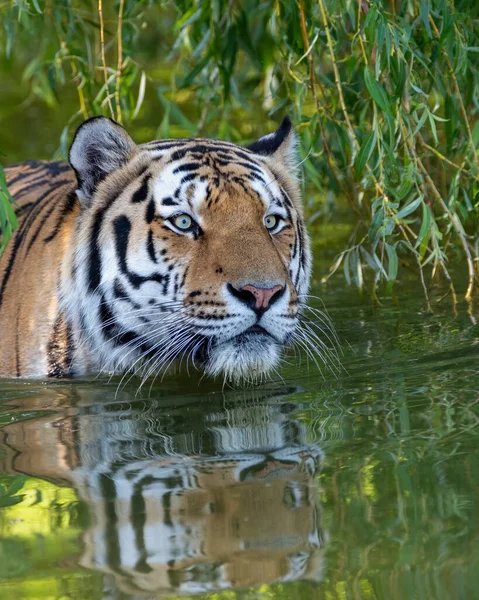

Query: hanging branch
left=115, top=0, right=125, bottom=124
left=400, top=120, right=475, bottom=301
left=98, top=0, right=115, bottom=119
left=317, top=0, right=359, bottom=152
left=297, top=0, right=354, bottom=210
left=429, top=15, right=478, bottom=170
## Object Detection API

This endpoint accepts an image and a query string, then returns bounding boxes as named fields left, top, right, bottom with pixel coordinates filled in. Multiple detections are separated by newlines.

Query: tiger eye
left=173, top=214, right=193, bottom=230
left=264, top=215, right=279, bottom=231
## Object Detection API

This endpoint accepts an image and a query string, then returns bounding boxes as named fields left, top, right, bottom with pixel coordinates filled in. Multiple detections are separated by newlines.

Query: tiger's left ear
left=247, top=116, right=299, bottom=173
left=69, top=116, right=137, bottom=205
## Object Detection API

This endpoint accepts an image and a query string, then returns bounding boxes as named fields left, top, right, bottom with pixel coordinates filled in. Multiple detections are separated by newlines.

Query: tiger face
left=63, top=117, right=311, bottom=381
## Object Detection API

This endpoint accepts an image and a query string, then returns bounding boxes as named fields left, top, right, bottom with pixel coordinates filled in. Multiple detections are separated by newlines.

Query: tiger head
left=64, top=116, right=311, bottom=382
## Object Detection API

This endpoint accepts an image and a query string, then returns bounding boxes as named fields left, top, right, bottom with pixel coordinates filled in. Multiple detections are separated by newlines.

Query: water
left=1, top=269, right=479, bottom=600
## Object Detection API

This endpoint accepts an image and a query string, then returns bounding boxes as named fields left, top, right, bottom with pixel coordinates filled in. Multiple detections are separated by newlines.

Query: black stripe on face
left=113, top=215, right=168, bottom=291
left=215, top=146, right=261, bottom=163
left=146, top=198, right=156, bottom=224
left=87, top=164, right=150, bottom=293
left=172, top=162, right=202, bottom=173
left=113, top=216, right=140, bottom=287
left=98, top=291, right=154, bottom=349
left=169, top=145, right=211, bottom=162
left=297, top=221, right=306, bottom=277
left=113, top=278, right=129, bottom=300
left=246, top=172, right=267, bottom=186
left=116, top=330, right=156, bottom=355
left=161, top=197, right=177, bottom=207
left=278, top=185, right=305, bottom=276
left=279, top=187, right=294, bottom=209
left=88, top=189, right=125, bottom=292
left=180, top=173, right=197, bottom=185
left=291, top=231, right=298, bottom=260
left=229, top=176, right=249, bottom=194
left=147, top=230, right=157, bottom=263
left=208, top=157, right=234, bottom=168
left=279, top=191, right=294, bottom=233
left=99, top=293, right=116, bottom=338
left=131, top=174, right=151, bottom=203
left=235, top=161, right=265, bottom=175
left=165, top=144, right=264, bottom=171
left=289, top=216, right=302, bottom=288
left=274, top=186, right=300, bottom=278
left=211, top=151, right=234, bottom=160
left=193, top=141, right=258, bottom=157
left=146, top=139, right=193, bottom=151
left=270, top=195, right=282, bottom=208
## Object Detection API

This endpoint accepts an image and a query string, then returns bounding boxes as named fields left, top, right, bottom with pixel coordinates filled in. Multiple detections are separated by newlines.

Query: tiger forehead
left=144, top=141, right=271, bottom=181
left=149, top=167, right=273, bottom=216
left=141, top=137, right=263, bottom=162
left=137, top=142, right=282, bottom=213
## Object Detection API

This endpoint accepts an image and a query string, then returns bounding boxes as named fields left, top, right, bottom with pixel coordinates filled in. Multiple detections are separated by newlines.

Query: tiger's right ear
left=69, top=116, right=136, bottom=204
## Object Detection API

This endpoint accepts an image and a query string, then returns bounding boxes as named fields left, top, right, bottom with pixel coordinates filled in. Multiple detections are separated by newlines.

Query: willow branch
left=429, top=15, right=478, bottom=168
left=401, top=120, right=475, bottom=300
left=394, top=218, right=431, bottom=311
left=115, top=0, right=125, bottom=124
left=419, top=139, right=479, bottom=181
left=317, top=0, right=359, bottom=151
left=298, top=0, right=355, bottom=211
left=98, top=0, right=114, bottom=119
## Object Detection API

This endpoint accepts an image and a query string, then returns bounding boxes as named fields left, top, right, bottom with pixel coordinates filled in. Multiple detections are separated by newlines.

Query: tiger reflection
left=1, top=385, right=326, bottom=596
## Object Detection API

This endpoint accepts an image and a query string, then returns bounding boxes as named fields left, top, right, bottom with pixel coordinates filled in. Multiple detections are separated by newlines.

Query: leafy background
left=1, top=0, right=479, bottom=304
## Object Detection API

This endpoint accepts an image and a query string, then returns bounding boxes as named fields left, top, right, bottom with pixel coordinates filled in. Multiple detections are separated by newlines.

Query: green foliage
left=1, top=0, right=479, bottom=301
left=0, top=165, right=17, bottom=254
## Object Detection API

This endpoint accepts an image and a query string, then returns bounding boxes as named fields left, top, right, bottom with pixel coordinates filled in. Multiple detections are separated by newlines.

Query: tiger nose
left=227, top=283, right=285, bottom=314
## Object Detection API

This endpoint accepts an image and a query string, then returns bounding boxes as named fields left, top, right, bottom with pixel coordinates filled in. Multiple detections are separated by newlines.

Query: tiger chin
left=0, top=116, right=311, bottom=383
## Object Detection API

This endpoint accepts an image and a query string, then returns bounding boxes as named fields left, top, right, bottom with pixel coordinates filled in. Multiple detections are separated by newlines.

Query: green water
left=1, top=270, right=479, bottom=600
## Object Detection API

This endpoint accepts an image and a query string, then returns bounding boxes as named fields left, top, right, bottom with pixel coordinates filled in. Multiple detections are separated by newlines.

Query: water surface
left=1, top=272, right=479, bottom=600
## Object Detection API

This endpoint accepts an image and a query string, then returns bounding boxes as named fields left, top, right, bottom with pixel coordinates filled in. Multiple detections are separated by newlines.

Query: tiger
left=0, top=384, right=326, bottom=595
left=0, top=116, right=311, bottom=381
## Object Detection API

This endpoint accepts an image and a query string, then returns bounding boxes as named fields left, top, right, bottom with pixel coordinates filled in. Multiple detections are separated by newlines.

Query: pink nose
left=241, top=284, right=284, bottom=310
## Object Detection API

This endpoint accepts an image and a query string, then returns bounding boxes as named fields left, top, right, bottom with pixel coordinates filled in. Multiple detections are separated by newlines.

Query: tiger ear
left=247, top=116, right=299, bottom=172
left=69, top=116, right=136, bottom=204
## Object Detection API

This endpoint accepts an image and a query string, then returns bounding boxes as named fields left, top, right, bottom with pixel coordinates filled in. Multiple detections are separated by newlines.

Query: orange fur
left=0, top=162, right=78, bottom=376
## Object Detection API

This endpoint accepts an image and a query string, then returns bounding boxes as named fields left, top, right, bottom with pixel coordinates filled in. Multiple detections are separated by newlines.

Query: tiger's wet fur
left=0, top=117, right=313, bottom=381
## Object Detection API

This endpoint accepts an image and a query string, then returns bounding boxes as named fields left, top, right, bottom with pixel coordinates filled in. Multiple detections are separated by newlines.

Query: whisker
left=298, top=326, right=341, bottom=378
left=300, top=321, right=341, bottom=368
left=291, top=331, right=325, bottom=376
